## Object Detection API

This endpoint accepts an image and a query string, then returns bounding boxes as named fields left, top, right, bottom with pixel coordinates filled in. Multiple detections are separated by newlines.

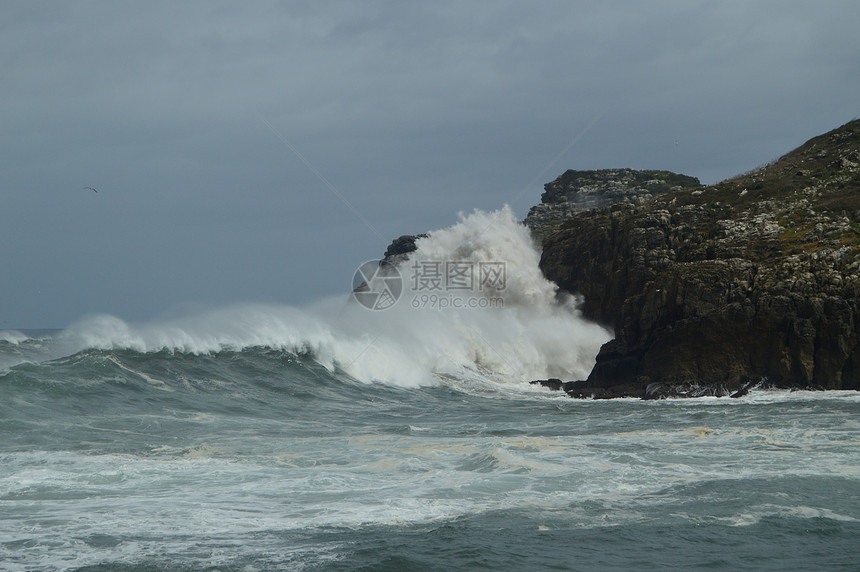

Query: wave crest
left=52, top=207, right=611, bottom=389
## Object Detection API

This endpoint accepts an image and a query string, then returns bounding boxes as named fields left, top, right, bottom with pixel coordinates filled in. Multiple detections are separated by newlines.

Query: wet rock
left=529, top=378, right=564, bottom=391
left=382, top=234, right=428, bottom=265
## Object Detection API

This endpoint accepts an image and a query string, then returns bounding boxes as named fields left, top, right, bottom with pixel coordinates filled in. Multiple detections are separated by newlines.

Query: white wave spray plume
left=54, top=206, right=611, bottom=390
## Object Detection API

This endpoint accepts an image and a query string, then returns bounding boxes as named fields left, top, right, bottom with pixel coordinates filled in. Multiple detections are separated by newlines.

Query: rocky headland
left=380, top=119, right=859, bottom=398
left=532, top=119, right=860, bottom=398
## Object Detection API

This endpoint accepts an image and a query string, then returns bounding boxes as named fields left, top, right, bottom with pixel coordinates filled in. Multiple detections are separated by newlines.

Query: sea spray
left=341, top=206, right=611, bottom=387
left=47, top=207, right=611, bottom=389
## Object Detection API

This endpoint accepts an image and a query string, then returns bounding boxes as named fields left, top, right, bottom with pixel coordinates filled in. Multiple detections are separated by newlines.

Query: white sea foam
left=0, top=330, right=30, bottom=345
left=54, top=206, right=611, bottom=389
left=0, top=330, right=52, bottom=371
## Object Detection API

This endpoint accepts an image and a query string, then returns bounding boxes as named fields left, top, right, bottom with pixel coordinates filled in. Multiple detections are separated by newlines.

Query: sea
left=1, top=208, right=858, bottom=571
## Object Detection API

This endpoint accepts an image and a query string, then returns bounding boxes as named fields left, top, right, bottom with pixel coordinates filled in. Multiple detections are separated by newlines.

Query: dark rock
left=384, top=234, right=427, bottom=259
left=381, top=234, right=429, bottom=267
left=537, top=119, right=860, bottom=397
left=530, top=378, right=564, bottom=391
left=562, top=380, right=643, bottom=399
left=529, top=378, right=645, bottom=398
left=530, top=378, right=738, bottom=400
left=643, top=383, right=669, bottom=400
left=730, top=376, right=767, bottom=398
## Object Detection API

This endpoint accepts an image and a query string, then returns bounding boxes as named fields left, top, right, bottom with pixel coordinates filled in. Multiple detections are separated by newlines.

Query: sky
left=2, top=0, right=859, bottom=328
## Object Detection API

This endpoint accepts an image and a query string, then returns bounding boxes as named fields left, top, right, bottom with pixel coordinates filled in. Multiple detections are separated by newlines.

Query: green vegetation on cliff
left=543, top=169, right=701, bottom=204
left=665, top=118, right=860, bottom=253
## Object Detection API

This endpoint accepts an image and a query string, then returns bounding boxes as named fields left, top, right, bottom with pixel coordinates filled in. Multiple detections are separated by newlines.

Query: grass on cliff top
left=545, top=168, right=700, bottom=199
left=664, top=119, right=860, bottom=219
left=655, top=119, right=860, bottom=254
left=640, top=170, right=702, bottom=192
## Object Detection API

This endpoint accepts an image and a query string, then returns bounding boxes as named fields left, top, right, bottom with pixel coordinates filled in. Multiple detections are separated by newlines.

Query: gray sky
left=2, top=0, right=858, bottom=328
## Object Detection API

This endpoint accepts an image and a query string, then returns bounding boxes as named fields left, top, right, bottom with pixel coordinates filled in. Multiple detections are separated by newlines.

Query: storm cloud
left=2, top=0, right=858, bottom=327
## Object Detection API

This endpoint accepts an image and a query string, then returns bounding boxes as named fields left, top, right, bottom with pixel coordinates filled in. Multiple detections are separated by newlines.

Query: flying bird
left=83, top=186, right=98, bottom=193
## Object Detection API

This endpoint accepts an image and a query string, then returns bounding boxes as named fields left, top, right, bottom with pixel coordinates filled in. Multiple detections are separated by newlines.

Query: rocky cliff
left=524, top=169, right=700, bottom=243
left=536, top=119, right=860, bottom=397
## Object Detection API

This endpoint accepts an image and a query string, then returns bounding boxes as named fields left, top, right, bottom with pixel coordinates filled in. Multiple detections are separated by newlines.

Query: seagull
left=83, top=186, right=98, bottom=193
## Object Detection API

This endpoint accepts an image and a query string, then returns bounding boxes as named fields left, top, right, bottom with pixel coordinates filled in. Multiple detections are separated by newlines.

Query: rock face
left=382, top=234, right=428, bottom=265
left=524, top=169, right=700, bottom=243
left=536, top=119, right=860, bottom=396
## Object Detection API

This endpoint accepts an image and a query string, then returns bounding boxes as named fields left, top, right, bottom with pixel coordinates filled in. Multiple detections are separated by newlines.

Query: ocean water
left=2, top=208, right=858, bottom=571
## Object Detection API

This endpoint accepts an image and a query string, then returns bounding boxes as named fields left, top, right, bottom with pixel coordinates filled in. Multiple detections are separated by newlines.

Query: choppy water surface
left=1, top=343, right=858, bottom=571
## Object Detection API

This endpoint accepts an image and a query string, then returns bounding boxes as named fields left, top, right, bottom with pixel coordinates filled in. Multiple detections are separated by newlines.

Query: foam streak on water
left=1, top=374, right=858, bottom=570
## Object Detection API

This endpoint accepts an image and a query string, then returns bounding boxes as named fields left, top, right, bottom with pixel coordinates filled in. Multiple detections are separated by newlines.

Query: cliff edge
left=524, top=168, right=700, bottom=243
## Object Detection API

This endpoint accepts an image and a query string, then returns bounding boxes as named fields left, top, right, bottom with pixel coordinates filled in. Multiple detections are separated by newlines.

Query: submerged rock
left=530, top=378, right=564, bottom=391
left=531, top=378, right=736, bottom=400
